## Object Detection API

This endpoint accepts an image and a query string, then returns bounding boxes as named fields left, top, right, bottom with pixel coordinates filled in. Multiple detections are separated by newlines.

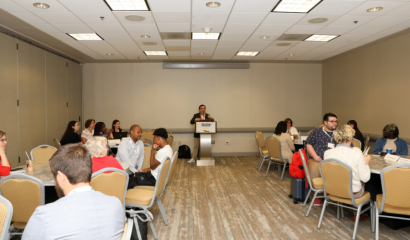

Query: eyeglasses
left=327, top=121, right=338, bottom=123
left=0, top=139, right=8, bottom=142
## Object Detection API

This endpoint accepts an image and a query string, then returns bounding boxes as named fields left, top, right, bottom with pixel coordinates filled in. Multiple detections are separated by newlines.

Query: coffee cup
left=386, top=148, right=393, bottom=154
left=26, top=160, right=34, bottom=171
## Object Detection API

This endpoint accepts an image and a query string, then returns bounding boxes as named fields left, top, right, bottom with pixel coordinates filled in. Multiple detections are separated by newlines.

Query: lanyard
left=322, top=127, right=335, bottom=143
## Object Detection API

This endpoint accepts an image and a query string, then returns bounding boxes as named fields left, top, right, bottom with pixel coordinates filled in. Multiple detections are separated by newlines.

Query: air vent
left=142, top=42, right=157, bottom=45
left=308, top=18, right=328, bottom=24
left=125, top=15, right=145, bottom=21
left=160, top=32, right=191, bottom=40
left=276, top=34, right=312, bottom=41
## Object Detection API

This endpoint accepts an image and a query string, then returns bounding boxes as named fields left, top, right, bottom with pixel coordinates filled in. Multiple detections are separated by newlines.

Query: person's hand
left=0, top=147, right=4, bottom=156
left=364, top=155, right=371, bottom=164
left=153, top=143, right=159, bottom=150
left=208, top=115, right=213, bottom=119
left=108, top=129, right=114, bottom=134
left=195, top=118, right=201, bottom=122
left=313, top=155, right=322, bottom=162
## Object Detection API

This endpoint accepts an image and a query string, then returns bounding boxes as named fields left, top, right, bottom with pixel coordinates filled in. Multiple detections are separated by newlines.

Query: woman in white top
left=284, top=118, right=298, bottom=138
left=81, top=119, right=95, bottom=144
left=324, top=125, right=371, bottom=198
left=273, top=121, right=295, bottom=163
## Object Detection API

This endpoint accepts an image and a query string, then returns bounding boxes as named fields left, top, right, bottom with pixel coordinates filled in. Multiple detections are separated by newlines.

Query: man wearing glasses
left=306, top=113, right=338, bottom=206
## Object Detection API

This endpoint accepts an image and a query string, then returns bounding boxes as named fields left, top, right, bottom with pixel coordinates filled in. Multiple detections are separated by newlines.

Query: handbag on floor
left=289, top=177, right=310, bottom=204
left=178, top=144, right=191, bottom=159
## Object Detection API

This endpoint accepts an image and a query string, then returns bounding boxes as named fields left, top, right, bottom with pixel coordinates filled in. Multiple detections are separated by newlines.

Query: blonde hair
left=85, top=137, right=107, bottom=157
left=0, top=131, right=5, bottom=139
left=333, top=125, right=356, bottom=143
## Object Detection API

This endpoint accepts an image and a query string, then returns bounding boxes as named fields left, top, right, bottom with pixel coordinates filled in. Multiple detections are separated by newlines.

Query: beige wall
left=322, top=30, right=410, bottom=138
left=83, top=62, right=322, bottom=154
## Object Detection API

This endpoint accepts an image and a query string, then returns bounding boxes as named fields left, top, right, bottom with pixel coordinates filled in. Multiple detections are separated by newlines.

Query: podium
left=195, top=120, right=217, bottom=166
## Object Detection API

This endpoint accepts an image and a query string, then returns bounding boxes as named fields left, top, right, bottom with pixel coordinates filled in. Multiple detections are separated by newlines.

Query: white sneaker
left=188, top=158, right=196, bottom=163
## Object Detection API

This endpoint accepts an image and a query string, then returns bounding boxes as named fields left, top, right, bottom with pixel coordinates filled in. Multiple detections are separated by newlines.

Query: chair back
left=53, top=138, right=61, bottom=150
left=255, top=131, right=265, bottom=150
left=0, top=174, right=44, bottom=229
left=166, top=152, right=179, bottom=187
left=141, top=131, right=153, bottom=143
left=154, top=158, right=171, bottom=199
left=319, top=159, right=354, bottom=202
left=299, top=149, right=313, bottom=189
left=0, top=195, right=13, bottom=240
left=266, top=136, right=282, bottom=160
left=364, top=135, right=370, bottom=150
left=379, top=164, right=410, bottom=211
left=91, top=168, right=129, bottom=208
left=140, top=138, right=152, bottom=145
left=30, top=145, right=57, bottom=163
left=149, top=129, right=155, bottom=133
left=352, top=138, right=361, bottom=150
left=408, top=144, right=410, bottom=156
left=121, top=218, right=133, bottom=240
left=167, top=135, right=174, bottom=147
left=142, top=145, right=152, bottom=169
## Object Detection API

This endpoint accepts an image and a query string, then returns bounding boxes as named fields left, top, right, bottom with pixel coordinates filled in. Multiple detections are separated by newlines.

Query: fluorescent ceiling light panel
left=236, top=52, right=259, bottom=56
left=192, top=33, right=220, bottom=40
left=105, top=0, right=149, bottom=11
left=144, top=51, right=167, bottom=56
left=304, top=35, right=339, bottom=42
left=67, top=33, right=103, bottom=40
left=273, top=0, right=322, bottom=13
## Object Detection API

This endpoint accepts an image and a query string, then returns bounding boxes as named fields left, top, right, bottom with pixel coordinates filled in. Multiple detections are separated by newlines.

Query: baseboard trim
left=211, top=152, right=259, bottom=157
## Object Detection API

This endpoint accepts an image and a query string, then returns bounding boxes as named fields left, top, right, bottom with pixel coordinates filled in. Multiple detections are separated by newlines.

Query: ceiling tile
left=227, top=12, right=269, bottom=24
left=79, top=41, right=118, bottom=52
left=147, top=0, right=191, bottom=12
left=192, top=0, right=236, bottom=12
left=191, top=55, right=212, bottom=59
left=253, top=24, right=291, bottom=36
left=129, top=32, right=162, bottom=41
left=217, top=41, right=245, bottom=47
left=242, top=41, right=272, bottom=48
left=347, top=1, right=406, bottom=16
left=49, top=32, right=78, bottom=41
left=52, top=24, right=93, bottom=33
left=239, top=45, right=267, bottom=51
left=31, top=23, right=62, bottom=33
left=364, top=15, right=410, bottom=28
left=330, top=15, right=377, bottom=27
left=163, top=40, right=191, bottom=46
left=122, top=23, right=159, bottom=33
left=232, top=0, right=280, bottom=12
left=315, top=25, right=357, bottom=35
left=344, top=26, right=385, bottom=36
left=97, top=51, right=127, bottom=60
left=191, top=46, right=216, bottom=54
left=296, top=14, right=342, bottom=26
left=214, top=46, right=241, bottom=54
left=73, top=12, right=119, bottom=24
left=253, top=48, right=285, bottom=60
left=385, top=2, right=410, bottom=16
left=152, top=12, right=191, bottom=23
left=330, top=35, right=367, bottom=43
left=157, top=23, right=190, bottom=32
left=167, top=51, right=190, bottom=56
left=147, top=55, right=169, bottom=60
left=219, top=33, right=251, bottom=41
left=268, top=41, right=299, bottom=48
left=89, top=23, right=128, bottom=34
left=192, top=12, right=230, bottom=24
left=8, top=11, right=47, bottom=24
left=262, top=13, right=305, bottom=25
left=12, top=0, right=70, bottom=12
left=165, top=46, right=191, bottom=51
left=33, top=12, right=83, bottom=24
left=98, top=32, right=134, bottom=41
left=58, top=0, right=112, bottom=13
left=191, top=40, right=218, bottom=47
left=309, top=1, right=366, bottom=15
left=192, top=23, right=225, bottom=32
left=169, top=56, right=191, bottom=59
left=285, top=25, right=324, bottom=34
left=223, top=24, right=259, bottom=34
left=135, top=40, right=164, bottom=47
left=138, top=45, right=166, bottom=51
left=113, top=11, right=156, bottom=24
left=247, top=34, right=278, bottom=41
left=212, top=55, right=233, bottom=60
left=232, top=55, right=255, bottom=60
left=0, top=0, right=26, bottom=11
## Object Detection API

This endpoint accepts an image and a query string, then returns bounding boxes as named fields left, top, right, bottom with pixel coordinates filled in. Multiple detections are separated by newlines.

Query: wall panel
left=67, top=60, right=82, bottom=130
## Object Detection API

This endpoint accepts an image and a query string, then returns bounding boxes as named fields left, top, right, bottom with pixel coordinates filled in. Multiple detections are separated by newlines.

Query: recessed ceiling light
left=140, top=35, right=151, bottom=38
left=104, top=0, right=149, bottom=11
left=192, top=33, right=220, bottom=40
left=236, top=52, right=259, bottom=56
left=199, top=53, right=206, bottom=55
left=142, top=42, right=157, bottom=45
left=144, top=51, right=167, bottom=56
left=288, top=53, right=295, bottom=57
left=106, top=53, right=114, bottom=56
left=259, top=36, right=270, bottom=40
left=308, top=18, right=328, bottom=24
left=206, top=2, right=221, bottom=8
left=125, top=15, right=145, bottom=21
left=33, top=3, right=50, bottom=9
left=273, top=0, right=322, bottom=13
left=304, top=35, right=339, bottom=42
left=367, top=7, right=383, bottom=13
left=67, top=33, right=103, bottom=41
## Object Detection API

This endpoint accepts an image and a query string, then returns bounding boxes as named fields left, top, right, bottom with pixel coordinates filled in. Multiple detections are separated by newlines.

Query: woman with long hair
left=0, top=131, right=11, bottom=176
left=81, top=119, right=95, bottom=144
left=93, top=122, right=107, bottom=138
left=273, top=121, right=295, bottom=163
left=60, top=121, right=81, bottom=146
left=107, top=120, right=123, bottom=139
left=347, top=120, right=365, bottom=151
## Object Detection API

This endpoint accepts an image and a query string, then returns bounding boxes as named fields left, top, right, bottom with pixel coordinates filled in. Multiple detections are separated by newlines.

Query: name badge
left=328, top=143, right=335, bottom=149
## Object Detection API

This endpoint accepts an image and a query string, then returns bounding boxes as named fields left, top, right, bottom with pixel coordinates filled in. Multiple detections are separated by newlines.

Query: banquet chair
left=0, top=195, right=13, bottom=240
left=255, top=131, right=269, bottom=170
left=167, top=134, right=174, bottom=148
left=30, top=145, right=57, bottom=163
left=265, top=136, right=288, bottom=180
left=120, top=218, right=133, bottom=240
left=53, top=138, right=61, bottom=150
left=352, top=138, right=361, bottom=150
left=142, top=144, right=152, bottom=169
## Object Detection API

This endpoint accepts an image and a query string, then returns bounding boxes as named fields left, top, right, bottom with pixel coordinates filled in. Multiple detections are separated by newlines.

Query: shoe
left=188, top=158, right=196, bottom=163
left=314, top=199, right=322, bottom=207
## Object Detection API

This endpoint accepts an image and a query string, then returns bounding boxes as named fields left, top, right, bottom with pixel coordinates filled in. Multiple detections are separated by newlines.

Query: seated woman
left=60, top=121, right=81, bottom=146
left=324, top=125, right=371, bottom=198
left=93, top=122, right=107, bottom=138
left=0, top=131, right=11, bottom=176
left=107, top=120, right=123, bottom=139
left=81, top=119, right=95, bottom=144
left=273, top=121, right=295, bottom=163
left=347, top=120, right=365, bottom=151
left=284, top=118, right=298, bottom=138
left=85, top=136, right=124, bottom=173
left=373, top=123, right=407, bottom=155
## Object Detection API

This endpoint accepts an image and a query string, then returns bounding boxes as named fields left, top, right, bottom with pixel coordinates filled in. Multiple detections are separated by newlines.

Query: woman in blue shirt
left=373, top=124, right=407, bottom=155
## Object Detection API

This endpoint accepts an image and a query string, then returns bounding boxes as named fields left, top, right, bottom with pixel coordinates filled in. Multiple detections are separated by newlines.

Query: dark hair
left=111, top=119, right=122, bottom=132
left=347, top=120, right=359, bottom=131
left=323, top=113, right=337, bottom=122
left=85, top=119, right=95, bottom=128
left=199, top=104, right=206, bottom=109
left=93, top=122, right=105, bottom=136
left=49, top=144, right=92, bottom=184
left=284, top=118, right=293, bottom=126
left=153, top=128, right=168, bottom=139
left=60, top=121, right=77, bottom=143
left=274, top=121, right=287, bottom=135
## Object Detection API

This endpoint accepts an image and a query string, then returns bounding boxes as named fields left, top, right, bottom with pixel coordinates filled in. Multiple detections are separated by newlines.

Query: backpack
left=289, top=149, right=308, bottom=179
left=178, top=145, right=191, bottom=159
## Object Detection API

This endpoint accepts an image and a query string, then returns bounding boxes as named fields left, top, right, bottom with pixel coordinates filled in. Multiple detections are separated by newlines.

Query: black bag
left=178, top=144, right=191, bottom=158
left=135, top=171, right=156, bottom=186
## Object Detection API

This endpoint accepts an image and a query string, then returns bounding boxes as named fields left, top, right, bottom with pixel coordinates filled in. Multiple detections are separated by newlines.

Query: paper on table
left=397, top=158, right=410, bottom=164
left=10, top=169, right=27, bottom=174
left=108, top=139, right=120, bottom=145
left=363, top=147, right=370, bottom=156
left=301, top=136, right=307, bottom=141
left=384, top=154, right=400, bottom=164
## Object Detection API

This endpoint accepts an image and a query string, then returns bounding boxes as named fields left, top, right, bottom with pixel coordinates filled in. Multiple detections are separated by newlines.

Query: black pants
left=128, top=172, right=156, bottom=190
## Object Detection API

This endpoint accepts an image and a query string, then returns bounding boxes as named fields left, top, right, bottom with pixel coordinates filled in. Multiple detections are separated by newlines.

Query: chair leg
left=375, top=205, right=379, bottom=240
left=149, top=220, right=158, bottom=240
left=352, top=204, right=363, bottom=240
left=257, top=156, right=262, bottom=168
left=341, top=205, right=344, bottom=218
left=306, top=191, right=318, bottom=217
left=303, top=188, right=312, bottom=207
left=370, top=202, right=374, bottom=233
left=258, top=157, right=265, bottom=171
left=156, top=198, right=168, bottom=226
left=337, top=204, right=340, bottom=220
left=318, top=199, right=328, bottom=229
left=165, top=189, right=175, bottom=210
left=265, top=160, right=272, bottom=177
left=280, top=163, right=287, bottom=180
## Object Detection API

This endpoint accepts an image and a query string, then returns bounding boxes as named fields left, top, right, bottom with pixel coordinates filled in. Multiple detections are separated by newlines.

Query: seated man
left=373, top=123, right=407, bottom=155
left=128, top=128, right=173, bottom=189
left=23, top=144, right=125, bottom=240
left=116, top=124, right=144, bottom=174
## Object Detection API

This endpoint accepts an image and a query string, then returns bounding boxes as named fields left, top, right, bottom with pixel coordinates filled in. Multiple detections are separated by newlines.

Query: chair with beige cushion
left=0, top=195, right=13, bottom=240
left=167, top=135, right=174, bottom=148
left=125, top=157, right=171, bottom=240
left=318, top=159, right=374, bottom=240
left=374, top=164, right=410, bottom=240
left=141, top=131, right=154, bottom=145
left=142, top=144, right=152, bottom=169
left=299, top=149, right=324, bottom=217
left=265, top=136, right=288, bottom=180
left=91, top=168, right=129, bottom=209
left=407, top=144, right=410, bottom=156
left=255, top=131, right=269, bottom=170
left=120, top=218, right=133, bottom=240
left=30, top=145, right=57, bottom=164
left=53, top=138, right=61, bottom=150
left=352, top=138, right=361, bottom=150
left=0, top=174, right=44, bottom=236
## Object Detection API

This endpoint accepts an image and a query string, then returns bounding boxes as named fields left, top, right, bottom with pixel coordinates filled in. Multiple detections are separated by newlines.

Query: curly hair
left=333, top=125, right=355, bottom=143
left=85, top=137, right=107, bottom=158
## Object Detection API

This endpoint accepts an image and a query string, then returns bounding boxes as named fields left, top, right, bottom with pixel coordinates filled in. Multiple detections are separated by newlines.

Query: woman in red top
left=85, top=136, right=123, bottom=173
left=0, top=131, right=11, bottom=176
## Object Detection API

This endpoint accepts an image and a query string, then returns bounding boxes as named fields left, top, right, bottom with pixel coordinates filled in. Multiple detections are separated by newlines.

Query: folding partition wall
left=0, top=32, right=82, bottom=167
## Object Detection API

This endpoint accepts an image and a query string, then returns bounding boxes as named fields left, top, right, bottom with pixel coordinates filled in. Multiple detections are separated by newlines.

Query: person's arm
left=206, top=114, right=214, bottom=120
left=286, top=135, right=295, bottom=151
left=107, top=129, right=114, bottom=139
left=22, top=207, right=46, bottom=240
left=357, top=154, right=371, bottom=183
left=396, top=139, right=408, bottom=155
left=373, top=138, right=383, bottom=154
left=137, top=142, right=145, bottom=171
left=149, top=144, right=161, bottom=170
left=291, top=127, right=298, bottom=138
left=190, top=114, right=198, bottom=124
left=117, top=143, right=137, bottom=173
left=80, top=130, right=87, bottom=144
left=307, top=144, right=322, bottom=162
left=0, top=148, right=10, bottom=168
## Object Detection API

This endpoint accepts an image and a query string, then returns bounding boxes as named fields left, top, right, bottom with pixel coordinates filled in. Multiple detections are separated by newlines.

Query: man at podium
left=189, top=104, right=214, bottom=163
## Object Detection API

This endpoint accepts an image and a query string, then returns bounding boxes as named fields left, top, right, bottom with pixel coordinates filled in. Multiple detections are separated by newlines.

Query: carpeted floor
left=146, top=156, right=410, bottom=240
